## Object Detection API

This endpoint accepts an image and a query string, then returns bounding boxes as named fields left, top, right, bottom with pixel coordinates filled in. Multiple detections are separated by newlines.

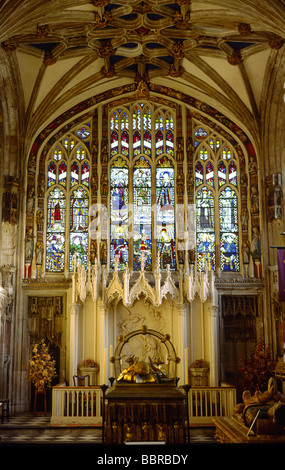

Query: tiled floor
left=0, top=413, right=217, bottom=445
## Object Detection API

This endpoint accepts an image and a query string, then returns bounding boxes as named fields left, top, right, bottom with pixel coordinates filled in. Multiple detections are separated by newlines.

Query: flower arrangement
left=79, top=358, right=98, bottom=368
left=27, top=339, right=57, bottom=391
left=238, top=339, right=276, bottom=394
left=190, top=359, right=209, bottom=369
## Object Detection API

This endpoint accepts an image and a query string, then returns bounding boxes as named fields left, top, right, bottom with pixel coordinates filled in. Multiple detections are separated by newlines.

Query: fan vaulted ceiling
left=1, top=0, right=284, bottom=151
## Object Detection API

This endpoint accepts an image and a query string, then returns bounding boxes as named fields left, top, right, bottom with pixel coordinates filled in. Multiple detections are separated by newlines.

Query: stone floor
left=0, top=412, right=217, bottom=445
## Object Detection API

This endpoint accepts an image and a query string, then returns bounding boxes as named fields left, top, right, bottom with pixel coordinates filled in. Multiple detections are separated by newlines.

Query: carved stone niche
left=28, top=296, right=64, bottom=346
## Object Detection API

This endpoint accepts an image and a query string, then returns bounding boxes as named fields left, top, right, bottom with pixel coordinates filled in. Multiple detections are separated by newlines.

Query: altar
left=102, top=325, right=189, bottom=444
left=104, top=383, right=187, bottom=444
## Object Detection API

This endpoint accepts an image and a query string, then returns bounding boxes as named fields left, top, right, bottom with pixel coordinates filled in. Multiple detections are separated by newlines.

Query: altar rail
left=51, top=384, right=102, bottom=426
left=50, top=383, right=236, bottom=427
left=188, top=384, right=237, bottom=425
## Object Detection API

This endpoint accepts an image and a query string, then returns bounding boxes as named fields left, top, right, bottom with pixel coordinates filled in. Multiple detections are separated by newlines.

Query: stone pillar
left=207, top=304, right=219, bottom=386
left=69, top=303, right=80, bottom=385
left=177, top=303, right=189, bottom=385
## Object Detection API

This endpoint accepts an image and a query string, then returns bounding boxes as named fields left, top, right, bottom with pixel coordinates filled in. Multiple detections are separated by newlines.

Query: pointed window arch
left=109, top=102, right=176, bottom=271
left=45, top=121, right=92, bottom=272
left=194, top=123, right=240, bottom=272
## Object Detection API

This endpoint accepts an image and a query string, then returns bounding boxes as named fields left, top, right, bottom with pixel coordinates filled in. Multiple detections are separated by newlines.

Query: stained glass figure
left=206, top=161, right=214, bottom=187
left=46, top=187, right=66, bottom=271
left=121, top=130, right=129, bottom=157
left=143, top=130, right=151, bottom=155
left=111, top=130, right=119, bottom=157
left=156, top=130, right=163, bottom=157
left=218, top=161, right=226, bottom=187
left=59, top=161, right=67, bottom=188
left=166, top=130, right=174, bottom=156
left=48, top=161, right=56, bottom=187
left=81, top=162, right=90, bottom=187
left=71, top=161, right=79, bottom=187
left=110, top=160, right=129, bottom=270
left=133, top=130, right=141, bottom=157
left=196, top=187, right=215, bottom=271
left=156, top=158, right=175, bottom=270
left=133, top=157, right=152, bottom=271
left=69, top=187, right=89, bottom=270
left=195, top=161, right=203, bottom=187
left=219, top=187, right=239, bottom=272
left=228, top=160, right=237, bottom=186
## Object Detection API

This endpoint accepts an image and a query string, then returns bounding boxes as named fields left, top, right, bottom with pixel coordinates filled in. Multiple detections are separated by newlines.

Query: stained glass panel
left=81, top=162, right=90, bottom=187
left=69, top=187, right=89, bottom=270
left=133, top=157, right=152, bottom=271
left=133, top=131, right=141, bottom=157
left=76, top=146, right=86, bottom=161
left=59, top=161, right=67, bottom=188
left=222, top=146, right=231, bottom=161
left=46, top=187, right=66, bottom=271
left=48, top=161, right=56, bottom=187
left=53, top=146, right=62, bottom=161
left=156, top=158, right=175, bottom=270
left=156, top=130, right=163, bottom=157
left=111, top=131, right=119, bottom=157
left=228, top=161, right=237, bottom=186
left=110, top=162, right=129, bottom=270
left=143, top=130, right=151, bottom=155
left=195, top=127, right=207, bottom=140
left=195, top=161, right=203, bottom=187
left=77, top=126, right=90, bottom=140
left=133, top=106, right=141, bottom=131
left=196, top=187, right=215, bottom=271
left=218, top=161, right=226, bottom=187
left=206, top=161, right=214, bottom=187
left=71, top=161, right=79, bottom=187
left=219, top=187, right=239, bottom=272
left=121, top=130, right=129, bottom=157
left=199, top=146, right=208, bottom=161
left=166, top=130, right=174, bottom=156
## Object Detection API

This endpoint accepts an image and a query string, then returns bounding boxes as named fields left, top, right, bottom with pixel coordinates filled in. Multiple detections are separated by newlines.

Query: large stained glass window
left=46, top=187, right=66, bottom=271
left=69, top=187, right=89, bottom=270
left=110, top=158, right=129, bottom=270
left=156, top=157, right=176, bottom=269
left=219, top=187, right=239, bottom=271
left=45, top=122, right=91, bottom=272
left=194, top=122, right=240, bottom=272
left=133, top=157, right=152, bottom=270
left=109, top=102, right=176, bottom=271
left=196, top=187, right=215, bottom=271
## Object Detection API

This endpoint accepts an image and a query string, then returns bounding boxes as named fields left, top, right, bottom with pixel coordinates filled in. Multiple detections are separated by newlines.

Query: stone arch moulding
left=24, top=83, right=260, bottom=277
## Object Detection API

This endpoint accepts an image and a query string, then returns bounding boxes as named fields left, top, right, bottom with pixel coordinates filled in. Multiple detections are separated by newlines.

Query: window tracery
left=194, top=123, right=240, bottom=272
left=45, top=123, right=91, bottom=273
left=110, top=102, right=176, bottom=271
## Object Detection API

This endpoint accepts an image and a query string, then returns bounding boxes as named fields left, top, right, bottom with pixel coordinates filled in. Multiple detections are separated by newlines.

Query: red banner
left=278, top=249, right=285, bottom=301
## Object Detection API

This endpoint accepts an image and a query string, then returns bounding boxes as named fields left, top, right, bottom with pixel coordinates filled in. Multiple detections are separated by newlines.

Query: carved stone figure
left=233, top=377, right=285, bottom=432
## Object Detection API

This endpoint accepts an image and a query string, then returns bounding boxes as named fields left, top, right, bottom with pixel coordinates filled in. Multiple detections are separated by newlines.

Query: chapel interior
left=0, top=0, right=285, bottom=425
